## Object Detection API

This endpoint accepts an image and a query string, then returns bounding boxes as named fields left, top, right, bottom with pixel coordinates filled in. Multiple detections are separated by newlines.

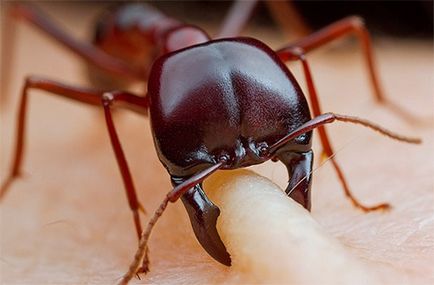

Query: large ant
left=0, top=2, right=421, bottom=284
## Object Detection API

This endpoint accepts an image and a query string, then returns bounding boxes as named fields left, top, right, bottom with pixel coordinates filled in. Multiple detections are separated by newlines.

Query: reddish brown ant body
left=0, top=2, right=421, bottom=283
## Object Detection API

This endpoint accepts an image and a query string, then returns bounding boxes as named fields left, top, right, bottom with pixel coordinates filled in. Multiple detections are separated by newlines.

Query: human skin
left=1, top=2, right=433, bottom=284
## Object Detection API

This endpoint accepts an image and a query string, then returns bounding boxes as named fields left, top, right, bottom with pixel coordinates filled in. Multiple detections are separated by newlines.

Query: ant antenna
left=117, top=160, right=226, bottom=285
left=269, top=112, right=421, bottom=154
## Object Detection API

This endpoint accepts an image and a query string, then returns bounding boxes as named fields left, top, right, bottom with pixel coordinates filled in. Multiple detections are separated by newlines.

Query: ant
left=0, top=2, right=421, bottom=284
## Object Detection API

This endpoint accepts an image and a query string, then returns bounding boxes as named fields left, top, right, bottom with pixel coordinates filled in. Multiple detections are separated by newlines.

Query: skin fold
left=1, top=3, right=433, bottom=284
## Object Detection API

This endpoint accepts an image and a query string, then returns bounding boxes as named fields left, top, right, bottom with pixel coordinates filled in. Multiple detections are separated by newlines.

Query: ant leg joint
left=101, top=92, right=114, bottom=106
left=348, top=15, right=365, bottom=27
left=23, top=76, right=35, bottom=87
left=290, top=47, right=306, bottom=57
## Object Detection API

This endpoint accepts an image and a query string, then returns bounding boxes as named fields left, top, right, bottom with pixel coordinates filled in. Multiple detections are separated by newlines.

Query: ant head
left=163, top=25, right=211, bottom=53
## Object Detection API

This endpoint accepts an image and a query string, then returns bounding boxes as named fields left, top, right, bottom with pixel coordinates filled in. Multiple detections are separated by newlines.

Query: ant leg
left=1, top=4, right=17, bottom=105
left=218, top=1, right=310, bottom=39
left=265, top=1, right=311, bottom=38
left=217, top=0, right=258, bottom=38
left=7, top=3, right=143, bottom=81
left=101, top=92, right=151, bottom=240
left=278, top=17, right=384, bottom=101
left=0, top=76, right=148, bottom=241
left=1, top=76, right=100, bottom=199
left=277, top=151, right=314, bottom=211
left=277, top=48, right=391, bottom=212
left=173, top=179, right=231, bottom=266
left=277, top=16, right=418, bottom=122
left=101, top=91, right=159, bottom=241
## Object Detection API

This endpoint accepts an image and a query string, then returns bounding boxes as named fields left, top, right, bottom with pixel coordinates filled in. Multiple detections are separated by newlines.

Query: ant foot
left=138, top=202, right=147, bottom=215
left=355, top=201, right=391, bottom=213
left=0, top=173, right=22, bottom=200
left=137, top=247, right=150, bottom=274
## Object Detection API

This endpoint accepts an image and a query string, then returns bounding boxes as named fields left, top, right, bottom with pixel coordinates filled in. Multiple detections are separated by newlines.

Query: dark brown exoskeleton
left=0, top=2, right=421, bottom=285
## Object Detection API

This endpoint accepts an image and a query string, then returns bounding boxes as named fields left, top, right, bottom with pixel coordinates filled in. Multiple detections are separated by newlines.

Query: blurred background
left=135, top=0, right=434, bottom=38
left=30, top=0, right=434, bottom=37
left=3, top=1, right=433, bottom=46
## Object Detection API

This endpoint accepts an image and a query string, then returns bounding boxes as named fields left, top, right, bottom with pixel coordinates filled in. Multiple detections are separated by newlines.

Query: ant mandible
left=0, top=2, right=421, bottom=284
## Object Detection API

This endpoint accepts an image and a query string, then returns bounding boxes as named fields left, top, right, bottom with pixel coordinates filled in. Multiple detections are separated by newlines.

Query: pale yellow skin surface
left=206, top=170, right=381, bottom=285
left=1, top=3, right=433, bottom=284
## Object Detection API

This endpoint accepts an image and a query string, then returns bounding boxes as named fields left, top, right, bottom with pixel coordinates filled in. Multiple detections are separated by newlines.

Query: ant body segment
left=0, top=2, right=421, bottom=284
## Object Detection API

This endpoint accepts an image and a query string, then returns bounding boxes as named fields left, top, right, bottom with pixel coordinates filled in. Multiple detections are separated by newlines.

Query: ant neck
left=120, top=5, right=211, bottom=54
left=162, top=25, right=211, bottom=53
